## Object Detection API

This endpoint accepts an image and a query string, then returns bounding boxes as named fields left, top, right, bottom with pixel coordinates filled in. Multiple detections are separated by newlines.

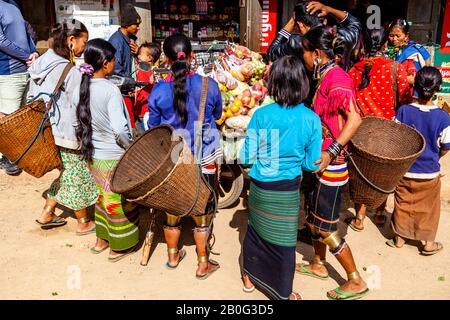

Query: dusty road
left=0, top=157, right=449, bottom=300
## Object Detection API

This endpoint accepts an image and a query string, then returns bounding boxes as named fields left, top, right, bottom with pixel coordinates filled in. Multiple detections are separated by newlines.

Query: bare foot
left=167, top=249, right=186, bottom=268
left=37, top=210, right=57, bottom=224
left=327, top=278, right=368, bottom=300
left=295, top=263, right=328, bottom=278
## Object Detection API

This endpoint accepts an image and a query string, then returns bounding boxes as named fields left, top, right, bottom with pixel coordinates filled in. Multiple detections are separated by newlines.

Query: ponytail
left=163, top=34, right=193, bottom=127
left=76, top=74, right=94, bottom=161
left=359, top=28, right=385, bottom=90
left=75, top=39, right=116, bottom=162
left=171, top=58, right=190, bottom=126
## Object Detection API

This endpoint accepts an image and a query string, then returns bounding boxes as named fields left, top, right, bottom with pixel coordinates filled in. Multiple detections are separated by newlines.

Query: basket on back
left=0, top=100, right=62, bottom=178
left=111, top=125, right=211, bottom=216
left=348, top=116, right=425, bottom=208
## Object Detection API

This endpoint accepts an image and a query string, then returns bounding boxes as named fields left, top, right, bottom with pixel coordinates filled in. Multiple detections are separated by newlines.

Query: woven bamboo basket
left=348, top=116, right=425, bottom=208
left=0, top=100, right=62, bottom=178
left=111, top=125, right=211, bottom=216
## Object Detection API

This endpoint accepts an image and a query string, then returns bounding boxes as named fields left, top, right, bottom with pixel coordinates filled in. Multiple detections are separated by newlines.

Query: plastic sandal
left=35, top=216, right=67, bottom=230
left=327, top=287, right=369, bottom=300
left=420, top=242, right=444, bottom=256
left=295, top=263, right=329, bottom=280
left=90, top=245, right=109, bottom=254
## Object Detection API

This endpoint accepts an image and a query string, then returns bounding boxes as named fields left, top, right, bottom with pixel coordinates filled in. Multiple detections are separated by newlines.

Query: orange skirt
left=392, top=176, right=441, bottom=242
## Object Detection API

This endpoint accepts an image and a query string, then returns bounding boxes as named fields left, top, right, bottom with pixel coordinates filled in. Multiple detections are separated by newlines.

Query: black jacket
left=267, top=12, right=362, bottom=71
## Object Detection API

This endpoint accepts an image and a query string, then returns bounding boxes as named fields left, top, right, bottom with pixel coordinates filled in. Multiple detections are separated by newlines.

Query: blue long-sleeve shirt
left=147, top=74, right=223, bottom=164
left=108, top=29, right=132, bottom=77
left=0, top=0, right=35, bottom=75
left=239, top=102, right=322, bottom=182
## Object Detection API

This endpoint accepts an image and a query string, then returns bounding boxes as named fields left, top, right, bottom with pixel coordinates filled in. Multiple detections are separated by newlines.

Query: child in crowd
left=74, top=38, right=139, bottom=262
left=239, top=55, right=322, bottom=300
left=389, top=67, right=449, bottom=255
left=134, top=42, right=161, bottom=129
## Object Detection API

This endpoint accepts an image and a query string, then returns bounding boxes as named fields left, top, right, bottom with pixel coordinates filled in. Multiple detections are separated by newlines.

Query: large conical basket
left=348, top=117, right=425, bottom=208
left=110, top=125, right=211, bottom=216
left=0, top=100, right=62, bottom=178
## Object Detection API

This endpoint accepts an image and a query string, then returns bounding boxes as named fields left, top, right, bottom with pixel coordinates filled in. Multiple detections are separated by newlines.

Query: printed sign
left=260, top=0, right=278, bottom=53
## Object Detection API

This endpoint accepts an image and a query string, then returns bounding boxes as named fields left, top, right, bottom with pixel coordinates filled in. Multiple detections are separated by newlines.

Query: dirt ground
left=0, top=156, right=449, bottom=300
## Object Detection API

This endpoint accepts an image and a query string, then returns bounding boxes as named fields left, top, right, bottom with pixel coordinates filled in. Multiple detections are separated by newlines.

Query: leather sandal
left=347, top=214, right=365, bottom=232
left=196, top=256, right=220, bottom=280
left=166, top=248, right=187, bottom=269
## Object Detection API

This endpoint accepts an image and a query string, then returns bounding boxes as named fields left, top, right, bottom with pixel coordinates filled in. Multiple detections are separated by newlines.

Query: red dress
left=134, top=69, right=154, bottom=118
left=348, top=57, right=411, bottom=119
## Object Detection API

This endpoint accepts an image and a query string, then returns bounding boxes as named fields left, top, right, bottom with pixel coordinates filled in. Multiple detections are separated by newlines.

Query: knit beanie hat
left=121, top=4, right=142, bottom=27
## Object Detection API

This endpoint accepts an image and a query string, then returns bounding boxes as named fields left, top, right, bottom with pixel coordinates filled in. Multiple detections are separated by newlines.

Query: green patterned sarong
left=47, top=148, right=98, bottom=211
left=248, top=183, right=300, bottom=247
left=90, top=159, right=140, bottom=251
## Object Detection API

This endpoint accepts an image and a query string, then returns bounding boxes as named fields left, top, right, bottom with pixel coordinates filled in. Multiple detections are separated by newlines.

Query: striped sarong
left=248, top=183, right=300, bottom=247
left=90, top=159, right=140, bottom=251
left=243, top=180, right=300, bottom=300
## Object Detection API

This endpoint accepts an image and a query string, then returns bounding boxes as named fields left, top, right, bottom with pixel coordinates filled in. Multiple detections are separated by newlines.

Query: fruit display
left=212, top=44, right=271, bottom=129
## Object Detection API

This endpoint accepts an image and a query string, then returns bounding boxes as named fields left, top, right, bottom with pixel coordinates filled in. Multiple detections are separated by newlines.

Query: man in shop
left=108, top=3, right=142, bottom=78
left=0, top=0, right=39, bottom=176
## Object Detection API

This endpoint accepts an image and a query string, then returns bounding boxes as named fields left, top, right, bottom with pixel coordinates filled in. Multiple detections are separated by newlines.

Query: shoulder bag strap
left=47, top=63, right=74, bottom=110
left=392, top=61, right=399, bottom=110
left=194, top=76, right=210, bottom=163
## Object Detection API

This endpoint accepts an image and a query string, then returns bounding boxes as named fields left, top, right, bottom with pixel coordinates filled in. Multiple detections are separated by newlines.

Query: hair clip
left=177, top=51, right=186, bottom=59
left=80, top=63, right=94, bottom=77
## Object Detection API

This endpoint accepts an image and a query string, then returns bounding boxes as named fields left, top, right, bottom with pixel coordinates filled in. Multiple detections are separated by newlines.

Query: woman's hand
left=314, top=151, right=332, bottom=174
left=306, top=1, right=329, bottom=17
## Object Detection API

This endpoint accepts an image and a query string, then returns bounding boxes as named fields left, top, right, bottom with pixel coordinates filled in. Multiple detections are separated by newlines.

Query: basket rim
left=0, top=100, right=46, bottom=126
left=110, top=124, right=182, bottom=194
left=350, top=116, right=426, bottom=162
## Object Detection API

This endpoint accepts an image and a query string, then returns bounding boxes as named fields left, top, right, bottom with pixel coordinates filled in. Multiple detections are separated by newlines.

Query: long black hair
left=294, top=1, right=325, bottom=29
left=76, top=38, right=116, bottom=162
left=359, top=27, right=385, bottom=90
left=302, top=25, right=349, bottom=71
left=268, top=55, right=310, bottom=107
left=163, top=34, right=192, bottom=126
left=51, top=19, right=88, bottom=60
left=414, top=66, right=442, bottom=102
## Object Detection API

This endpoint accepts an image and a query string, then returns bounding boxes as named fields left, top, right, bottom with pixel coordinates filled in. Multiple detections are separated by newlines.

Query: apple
left=242, top=96, right=251, bottom=106
left=252, top=91, right=264, bottom=102
left=252, top=83, right=263, bottom=91
left=243, top=89, right=252, bottom=97
left=262, top=86, right=269, bottom=95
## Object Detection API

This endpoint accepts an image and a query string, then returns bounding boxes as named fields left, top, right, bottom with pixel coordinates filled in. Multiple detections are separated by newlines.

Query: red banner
left=260, top=0, right=278, bottom=53
left=440, top=0, right=450, bottom=53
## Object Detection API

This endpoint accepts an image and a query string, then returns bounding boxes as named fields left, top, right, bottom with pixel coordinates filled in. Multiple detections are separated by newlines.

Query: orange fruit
left=233, top=99, right=243, bottom=108
left=230, top=104, right=241, bottom=114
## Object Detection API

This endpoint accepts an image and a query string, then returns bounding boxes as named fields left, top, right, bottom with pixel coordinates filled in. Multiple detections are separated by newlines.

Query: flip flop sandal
left=290, top=292, right=303, bottom=300
left=108, top=248, right=137, bottom=263
left=76, top=225, right=96, bottom=236
left=386, top=238, right=403, bottom=249
left=242, top=285, right=256, bottom=293
left=35, top=217, right=67, bottom=230
left=90, top=245, right=109, bottom=254
left=326, top=287, right=369, bottom=300
left=166, top=249, right=187, bottom=269
left=346, top=216, right=364, bottom=232
left=295, top=263, right=329, bottom=280
left=420, top=242, right=444, bottom=256
left=196, top=259, right=220, bottom=280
